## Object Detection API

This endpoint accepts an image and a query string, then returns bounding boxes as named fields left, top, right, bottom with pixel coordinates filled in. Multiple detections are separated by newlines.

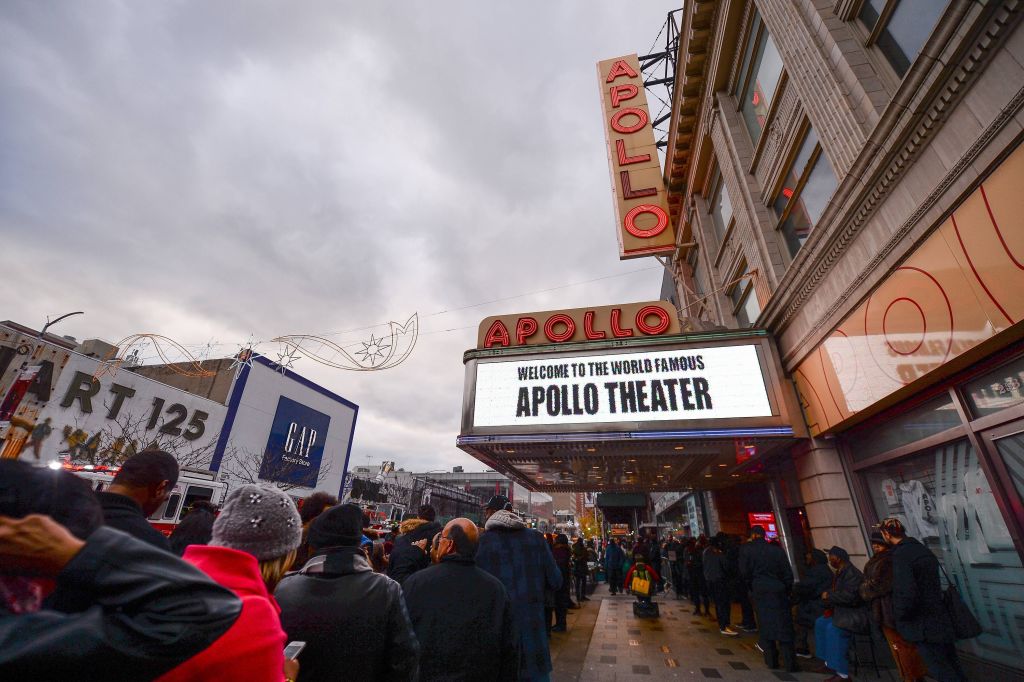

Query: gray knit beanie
left=211, top=484, right=302, bottom=561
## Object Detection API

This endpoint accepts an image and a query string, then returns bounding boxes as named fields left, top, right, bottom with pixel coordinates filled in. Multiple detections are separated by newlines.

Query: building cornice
left=759, top=0, right=1022, bottom=366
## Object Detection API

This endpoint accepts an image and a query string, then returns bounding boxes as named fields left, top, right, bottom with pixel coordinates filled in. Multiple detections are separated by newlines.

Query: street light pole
left=39, top=311, right=84, bottom=338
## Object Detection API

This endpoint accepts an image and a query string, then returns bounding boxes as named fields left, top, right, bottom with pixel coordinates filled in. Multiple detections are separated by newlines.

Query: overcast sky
left=1, top=1, right=679, bottom=472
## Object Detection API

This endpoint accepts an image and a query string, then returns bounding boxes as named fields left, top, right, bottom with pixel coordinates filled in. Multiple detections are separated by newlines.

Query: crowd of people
left=0, top=450, right=971, bottom=682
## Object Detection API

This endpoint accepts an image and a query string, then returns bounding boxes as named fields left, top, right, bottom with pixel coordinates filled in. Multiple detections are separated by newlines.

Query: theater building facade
left=656, top=0, right=1024, bottom=675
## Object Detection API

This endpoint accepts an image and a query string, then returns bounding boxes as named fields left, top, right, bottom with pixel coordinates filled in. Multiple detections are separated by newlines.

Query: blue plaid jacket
left=476, top=511, right=562, bottom=681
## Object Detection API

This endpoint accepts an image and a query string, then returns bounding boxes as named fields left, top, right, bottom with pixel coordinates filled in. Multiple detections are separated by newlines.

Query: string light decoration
left=270, top=313, right=418, bottom=372
left=94, top=334, right=217, bottom=380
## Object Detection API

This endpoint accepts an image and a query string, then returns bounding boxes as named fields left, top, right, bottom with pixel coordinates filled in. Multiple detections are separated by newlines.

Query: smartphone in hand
left=284, top=641, right=306, bottom=660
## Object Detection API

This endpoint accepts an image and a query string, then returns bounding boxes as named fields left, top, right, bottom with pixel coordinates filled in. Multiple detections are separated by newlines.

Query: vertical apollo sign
left=598, top=54, right=675, bottom=259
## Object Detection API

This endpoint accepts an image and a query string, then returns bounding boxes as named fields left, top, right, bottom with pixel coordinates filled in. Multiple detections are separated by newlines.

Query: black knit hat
left=309, top=503, right=364, bottom=549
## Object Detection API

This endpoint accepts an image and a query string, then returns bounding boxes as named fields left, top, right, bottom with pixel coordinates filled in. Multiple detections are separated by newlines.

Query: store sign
left=472, top=344, right=771, bottom=427
left=598, top=54, right=674, bottom=259
left=478, top=302, right=679, bottom=349
left=259, top=396, right=331, bottom=486
left=748, top=512, right=778, bottom=540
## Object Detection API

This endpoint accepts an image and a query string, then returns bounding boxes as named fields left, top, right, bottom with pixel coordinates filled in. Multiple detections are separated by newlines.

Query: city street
left=551, top=585, right=901, bottom=682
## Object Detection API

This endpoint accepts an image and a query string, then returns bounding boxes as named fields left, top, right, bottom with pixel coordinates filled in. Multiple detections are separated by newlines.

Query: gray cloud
left=1, top=1, right=677, bottom=471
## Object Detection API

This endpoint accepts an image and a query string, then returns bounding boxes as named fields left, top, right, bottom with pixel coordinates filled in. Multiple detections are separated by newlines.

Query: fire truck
left=69, top=464, right=229, bottom=535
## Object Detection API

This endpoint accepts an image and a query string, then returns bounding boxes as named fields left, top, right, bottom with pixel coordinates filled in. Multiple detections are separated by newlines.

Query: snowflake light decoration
left=271, top=313, right=418, bottom=373
left=356, top=334, right=391, bottom=366
left=273, top=346, right=302, bottom=375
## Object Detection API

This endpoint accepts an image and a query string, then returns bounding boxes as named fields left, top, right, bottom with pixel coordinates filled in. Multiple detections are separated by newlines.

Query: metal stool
left=849, top=631, right=882, bottom=678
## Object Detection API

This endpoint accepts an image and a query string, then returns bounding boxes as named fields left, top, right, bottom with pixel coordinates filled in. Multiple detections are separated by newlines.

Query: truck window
left=181, top=485, right=215, bottom=514
left=162, top=493, right=182, bottom=520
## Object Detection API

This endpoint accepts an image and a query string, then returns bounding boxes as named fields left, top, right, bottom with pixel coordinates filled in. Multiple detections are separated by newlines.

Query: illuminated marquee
left=472, top=344, right=772, bottom=428
left=598, top=54, right=674, bottom=259
left=478, top=302, right=680, bottom=349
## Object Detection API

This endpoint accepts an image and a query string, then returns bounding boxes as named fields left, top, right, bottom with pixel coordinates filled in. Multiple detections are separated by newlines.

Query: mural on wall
left=1, top=341, right=227, bottom=468
left=0, top=328, right=72, bottom=461
left=796, top=144, right=1024, bottom=434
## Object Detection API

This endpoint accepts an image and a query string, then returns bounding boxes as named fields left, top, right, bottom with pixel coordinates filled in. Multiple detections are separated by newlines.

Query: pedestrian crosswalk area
left=551, top=585, right=901, bottom=681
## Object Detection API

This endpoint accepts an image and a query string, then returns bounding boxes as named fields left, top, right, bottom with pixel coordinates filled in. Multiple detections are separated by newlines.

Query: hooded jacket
left=387, top=518, right=443, bottom=585
left=275, top=546, right=419, bottom=682
left=0, top=527, right=241, bottom=681
left=157, top=545, right=287, bottom=682
left=476, top=509, right=562, bottom=680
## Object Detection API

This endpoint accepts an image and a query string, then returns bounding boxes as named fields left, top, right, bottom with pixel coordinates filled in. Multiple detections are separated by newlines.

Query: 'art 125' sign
left=260, top=396, right=331, bottom=486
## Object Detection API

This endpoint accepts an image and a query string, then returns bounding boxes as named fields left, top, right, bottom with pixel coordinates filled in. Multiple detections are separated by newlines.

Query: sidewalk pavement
left=549, top=582, right=901, bottom=682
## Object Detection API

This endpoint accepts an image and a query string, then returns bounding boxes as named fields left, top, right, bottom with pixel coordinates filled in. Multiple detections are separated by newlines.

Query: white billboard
left=472, top=344, right=771, bottom=428
left=37, top=354, right=227, bottom=466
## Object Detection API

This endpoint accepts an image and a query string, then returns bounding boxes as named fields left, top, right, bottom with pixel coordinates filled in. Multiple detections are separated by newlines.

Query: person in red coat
left=624, top=551, right=661, bottom=607
left=158, top=484, right=303, bottom=682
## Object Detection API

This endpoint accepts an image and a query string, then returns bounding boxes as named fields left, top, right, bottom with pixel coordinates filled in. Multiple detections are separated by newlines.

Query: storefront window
left=992, top=433, right=1024, bottom=517
left=860, top=440, right=1024, bottom=669
left=846, top=393, right=961, bottom=461
left=965, top=355, right=1024, bottom=418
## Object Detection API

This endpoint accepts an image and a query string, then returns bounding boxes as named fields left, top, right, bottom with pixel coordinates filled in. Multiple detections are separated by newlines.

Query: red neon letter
left=635, top=306, right=671, bottom=335
left=616, top=139, right=650, bottom=166
left=583, top=311, right=607, bottom=340
left=544, top=314, right=576, bottom=343
left=605, top=59, right=639, bottom=83
left=610, top=83, right=639, bottom=108
left=610, top=108, right=648, bottom=134
left=515, top=317, right=538, bottom=345
left=483, top=320, right=510, bottom=348
left=620, top=171, right=657, bottom=200
left=623, top=204, right=669, bottom=238
left=610, top=309, right=634, bottom=338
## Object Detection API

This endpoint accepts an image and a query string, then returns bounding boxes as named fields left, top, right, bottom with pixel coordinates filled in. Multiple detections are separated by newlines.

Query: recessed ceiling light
left=674, top=446, right=685, bottom=451
left=731, top=474, right=740, bottom=478
left=718, top=464, right=727, bottom=467
left=704, top=474, right=712, bottom=478
left=552, top=459, right=562, bottom=463
left=586, top=447, right=596, bottom=452
left=663, top=464, right=671, bottom=468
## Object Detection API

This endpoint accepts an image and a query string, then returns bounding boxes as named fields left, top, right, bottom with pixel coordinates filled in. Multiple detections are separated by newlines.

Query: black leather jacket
left=0, top=527, right=241, bottom=680
left=275, top=546, right=420, bottom=682
left=824, top=563, right=869, bottom=634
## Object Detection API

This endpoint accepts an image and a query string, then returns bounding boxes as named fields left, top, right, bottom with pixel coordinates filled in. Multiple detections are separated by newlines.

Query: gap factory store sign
left=598, top=54, right=674, bottom=259
left=473, top=344, right=771, bottom=428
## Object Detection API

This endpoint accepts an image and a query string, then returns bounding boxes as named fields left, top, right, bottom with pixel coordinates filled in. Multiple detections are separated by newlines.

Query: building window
left=708, top=170, right=734, bottom=243
left=734, top=9, right=785, bottom=144
left=687, top=248, right=706, bottom=298
left=858, top=0, right=946, bottom=78
left=729, top=268, right=760, bottom=328
left=772, top=125, right=838, bottom=257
